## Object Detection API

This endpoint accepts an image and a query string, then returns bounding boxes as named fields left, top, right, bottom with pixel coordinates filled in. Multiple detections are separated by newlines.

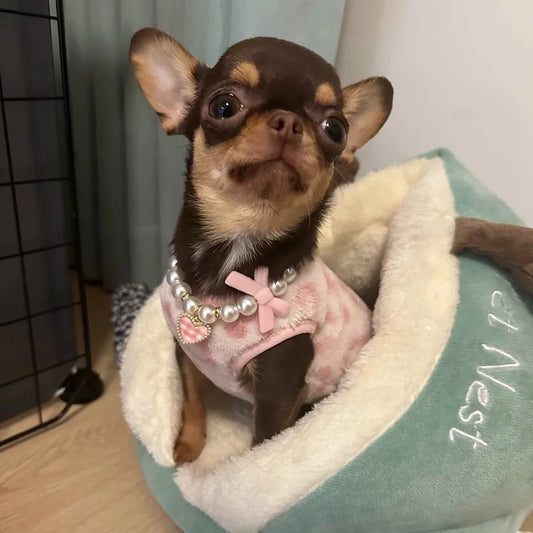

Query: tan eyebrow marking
left=230, top=61, right=260, bottom=87
left=340, top=150, right=355, bottom=163
left=315, top=82, right=337, bottom=106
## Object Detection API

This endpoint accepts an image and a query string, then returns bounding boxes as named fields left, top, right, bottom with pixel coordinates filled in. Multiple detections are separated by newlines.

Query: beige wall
left=336, top=0, right=533, bottom=224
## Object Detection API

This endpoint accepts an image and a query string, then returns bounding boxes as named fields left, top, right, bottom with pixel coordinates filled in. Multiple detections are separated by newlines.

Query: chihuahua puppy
left=130, top=28, right=393, bottom=465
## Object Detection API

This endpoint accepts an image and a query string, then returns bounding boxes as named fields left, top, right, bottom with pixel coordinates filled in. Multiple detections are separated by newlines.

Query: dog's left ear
left=129, top=27, right=205, bottom=135
left=342, top=77, right=393, bottom=151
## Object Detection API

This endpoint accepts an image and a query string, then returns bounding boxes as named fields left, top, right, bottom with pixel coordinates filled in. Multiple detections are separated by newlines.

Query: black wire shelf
left=0, top=8, right=58, bottom=21
left=0, top=301, right=82, bottom=328
left=0, top=241, right=77, bottom=261
left=0, top=1, right=102, bottom=448
left=0, top=176, right=71, bottom=187
left=2, top=95, right=64, bottom=101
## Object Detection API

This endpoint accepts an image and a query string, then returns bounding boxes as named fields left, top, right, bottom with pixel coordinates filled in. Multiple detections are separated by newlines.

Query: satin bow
left=225, top=267, right=289, bottom=334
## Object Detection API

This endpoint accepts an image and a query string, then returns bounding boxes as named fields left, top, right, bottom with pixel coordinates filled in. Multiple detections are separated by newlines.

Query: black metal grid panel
left=0, top=0, right=94, bottom=447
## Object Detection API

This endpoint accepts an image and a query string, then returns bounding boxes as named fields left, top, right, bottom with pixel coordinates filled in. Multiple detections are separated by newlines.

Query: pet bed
left=120, top=148, right=533, bottom=533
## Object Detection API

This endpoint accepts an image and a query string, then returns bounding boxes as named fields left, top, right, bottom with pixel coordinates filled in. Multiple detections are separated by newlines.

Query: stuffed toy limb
left=454, top=218, right=533, bottom=296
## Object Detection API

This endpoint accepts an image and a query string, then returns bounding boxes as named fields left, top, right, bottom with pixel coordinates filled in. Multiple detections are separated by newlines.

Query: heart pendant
left=176, top=313, right=211, bottom=344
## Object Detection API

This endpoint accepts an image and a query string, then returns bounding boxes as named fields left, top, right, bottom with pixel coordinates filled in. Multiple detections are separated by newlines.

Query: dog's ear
left=342, top=77, right=393, bottom=151
left=129, top=27, right=204, bottom=135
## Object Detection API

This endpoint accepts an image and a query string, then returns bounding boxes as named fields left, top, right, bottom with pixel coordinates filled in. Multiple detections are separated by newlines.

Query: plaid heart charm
left=176, top=313, right=211, bottom=344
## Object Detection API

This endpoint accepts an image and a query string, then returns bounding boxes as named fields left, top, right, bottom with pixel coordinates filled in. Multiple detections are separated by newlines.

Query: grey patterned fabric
left=111, top=283, right=151, bottom=364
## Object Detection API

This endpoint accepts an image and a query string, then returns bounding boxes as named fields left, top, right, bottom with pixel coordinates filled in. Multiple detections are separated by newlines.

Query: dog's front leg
left=173, top=342, right=208, bottom=465
left=246, top=334, right=314, bottom=446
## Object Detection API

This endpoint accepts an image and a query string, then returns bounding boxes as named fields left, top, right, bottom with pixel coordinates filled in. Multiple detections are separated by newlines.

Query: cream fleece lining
left=121, top=157, right=459, bottom=533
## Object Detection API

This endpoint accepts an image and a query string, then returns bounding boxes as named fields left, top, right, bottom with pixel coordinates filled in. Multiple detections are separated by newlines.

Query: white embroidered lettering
left=477, top=344, right=519, bottom=393
left=488, top=313, right=518, bottom=331
left=449, top=290, right=521, bottom=450
left=449, top=427, right=488, bottom=449
left=466, top=380, right=490, bottom=407
left=458, top=406, right=484, bottom=426
left=488, top=291, right=517, bottom=331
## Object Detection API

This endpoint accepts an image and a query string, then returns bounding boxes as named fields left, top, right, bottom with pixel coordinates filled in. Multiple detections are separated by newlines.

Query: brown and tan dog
left=130, top=28, right=393, bottom=464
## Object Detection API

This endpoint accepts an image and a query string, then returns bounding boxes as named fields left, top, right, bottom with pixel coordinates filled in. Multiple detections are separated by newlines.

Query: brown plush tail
left=453, top=217, right=533, bottom=296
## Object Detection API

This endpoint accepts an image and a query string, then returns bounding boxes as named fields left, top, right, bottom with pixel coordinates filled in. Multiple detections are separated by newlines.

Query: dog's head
left=130, top=29, right=392, bottom=240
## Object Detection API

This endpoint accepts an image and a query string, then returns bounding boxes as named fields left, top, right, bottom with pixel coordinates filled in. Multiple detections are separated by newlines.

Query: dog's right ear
left=129, top=27, right=204, bottom=135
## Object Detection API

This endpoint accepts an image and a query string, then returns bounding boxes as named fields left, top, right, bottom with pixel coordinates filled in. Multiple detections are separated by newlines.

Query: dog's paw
left=173, top=431, right=205, bottom=466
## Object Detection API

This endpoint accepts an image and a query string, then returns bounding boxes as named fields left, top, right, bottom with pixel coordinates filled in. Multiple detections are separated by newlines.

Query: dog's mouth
left=229, top=158, right=307, bottom=198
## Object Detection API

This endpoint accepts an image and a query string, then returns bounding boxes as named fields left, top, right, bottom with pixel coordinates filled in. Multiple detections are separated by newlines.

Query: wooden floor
left=0, top=285, right=531, bottom=533
left=0, top=285, right=180, bottom=533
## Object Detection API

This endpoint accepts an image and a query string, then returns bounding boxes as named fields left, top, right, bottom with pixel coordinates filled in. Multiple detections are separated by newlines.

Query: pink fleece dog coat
left=160, top=258, right=372, bottom=403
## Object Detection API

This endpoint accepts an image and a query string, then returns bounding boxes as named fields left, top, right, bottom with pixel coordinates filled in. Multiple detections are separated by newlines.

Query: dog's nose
left=267, top=111, right=303, bottom=142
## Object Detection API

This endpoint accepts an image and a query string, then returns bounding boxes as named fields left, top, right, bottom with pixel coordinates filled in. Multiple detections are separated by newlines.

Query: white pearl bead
left=183, top=296, right=201, bottom=314
left=237, top=295, right=258, bottom=316
left=168, top=256, right=178, bottom=269
left=269, top=279, right=288, bottom=296
left=220, top=304, right=239, bottom=323
left=198, top=304, right=217, bottom=324
left=171, top=282, right=191, bottom=300
left=166, top=269, right=181, bottom=285
left=283, top=267, right=297, bottom=283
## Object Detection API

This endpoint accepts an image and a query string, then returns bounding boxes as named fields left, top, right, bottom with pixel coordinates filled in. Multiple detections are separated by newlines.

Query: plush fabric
left=111, top=283, right=151, bottom=364
left=160, top=258, right=372, bottom=403
left=120, top=149, right=533, bottom=533
left=317, top=155, right=425, bottom=304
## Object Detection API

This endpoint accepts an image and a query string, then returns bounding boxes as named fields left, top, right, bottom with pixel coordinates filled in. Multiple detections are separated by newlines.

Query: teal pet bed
left=120, top=149, right=533, bottom=533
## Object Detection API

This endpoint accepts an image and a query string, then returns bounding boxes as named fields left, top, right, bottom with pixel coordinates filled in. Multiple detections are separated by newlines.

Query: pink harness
left=160, top=258, right=372, bottom=403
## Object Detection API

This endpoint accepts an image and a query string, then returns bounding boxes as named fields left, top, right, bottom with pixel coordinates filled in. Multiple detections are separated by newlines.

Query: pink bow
left=225, top=267, right=289, bottom=334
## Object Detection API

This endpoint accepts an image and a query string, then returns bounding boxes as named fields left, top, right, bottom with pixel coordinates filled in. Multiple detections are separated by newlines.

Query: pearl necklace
left=165, top=255, right=297, bottom=343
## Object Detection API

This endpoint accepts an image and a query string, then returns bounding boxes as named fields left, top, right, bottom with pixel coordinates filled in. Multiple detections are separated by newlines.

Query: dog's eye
left=209, top=94, right=242, bottom=120
left=321, top=117, right=347, bottom=145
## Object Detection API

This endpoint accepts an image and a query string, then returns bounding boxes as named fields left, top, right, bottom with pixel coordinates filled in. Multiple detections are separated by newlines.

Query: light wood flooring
left=0, top=285, right=531, bottom=532
left=0, top=285, right=180, bottom=533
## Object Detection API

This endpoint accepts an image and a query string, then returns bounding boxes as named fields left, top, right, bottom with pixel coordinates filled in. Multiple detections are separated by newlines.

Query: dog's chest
left=160, top=258, right=373, bottom=403
left=192, top=236, right=258, bottom=288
